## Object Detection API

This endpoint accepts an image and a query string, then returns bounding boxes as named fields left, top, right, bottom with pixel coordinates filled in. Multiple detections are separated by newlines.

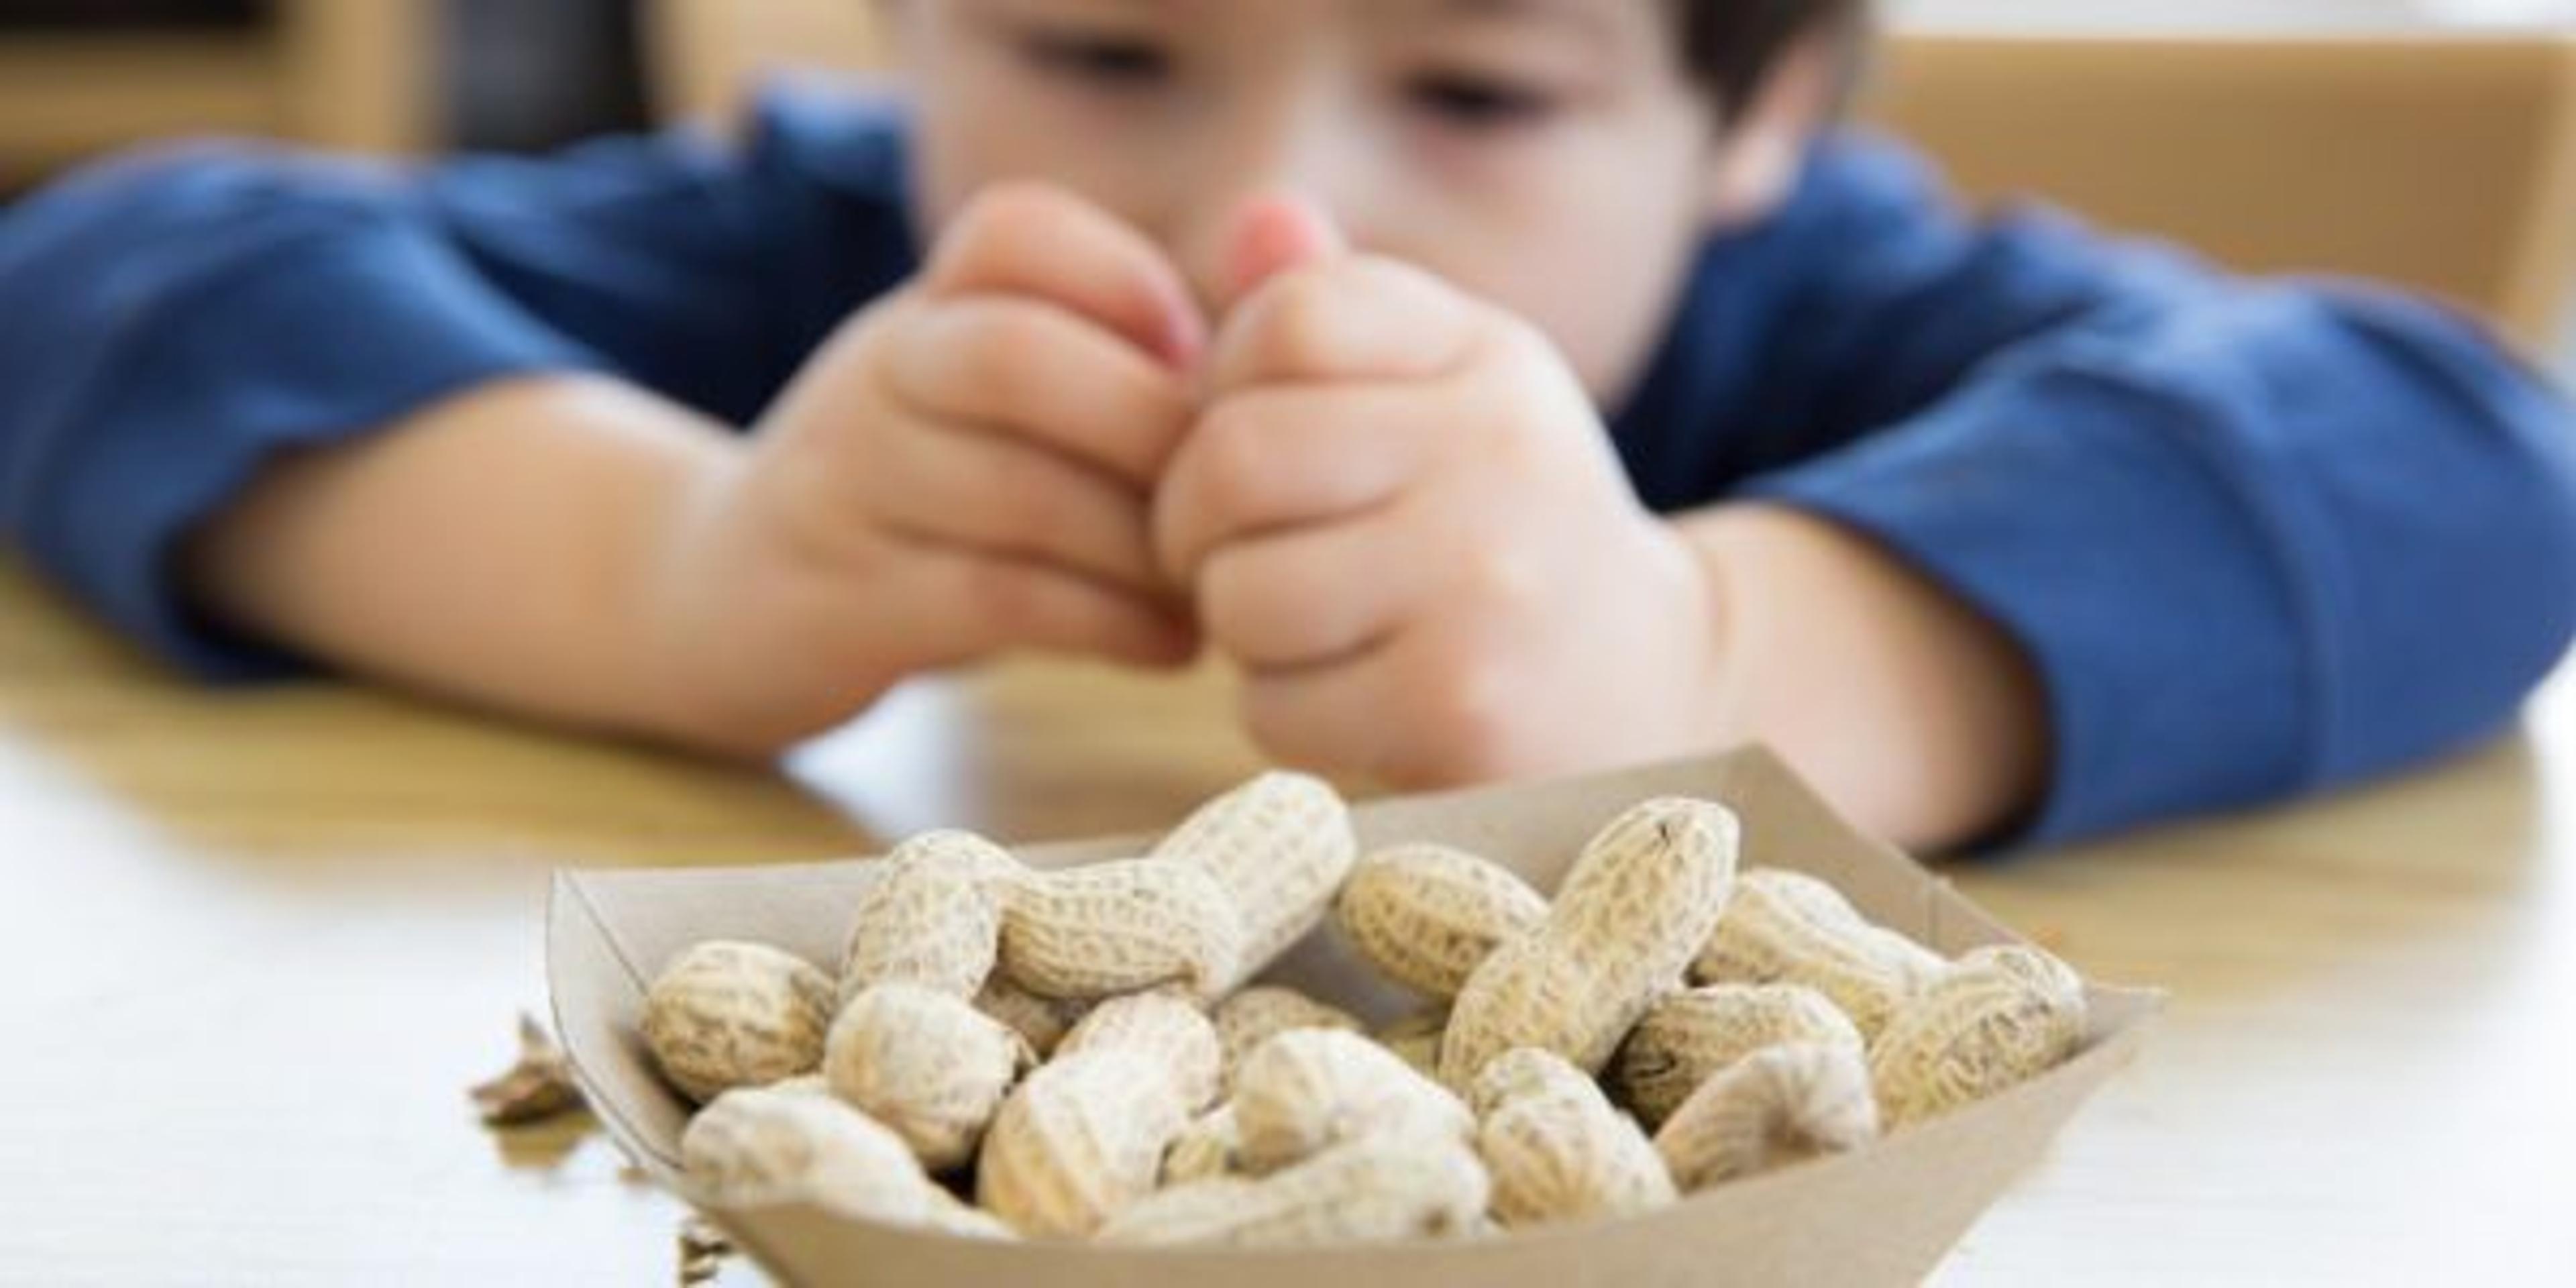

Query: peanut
left=679, top=1084, right=1014, bottom=1239
left=975, top=1046, right=1191, bottom=1238
left=1461, top=1046, right=1568, bottom=1119
left=839, top=830, right=1017, bottom=1005
left=641, top=787, right=2047, bottom=1251
left=997, top=857, right=1243, bottom=1002
left=1334, top=842, right=1550, bottom=1002
left=1213, top=985, right=1364, bottom=1093
left=1870, top=943, right=2086, bottom=1127
left=642, top=941, right=837, bottom=1104
left=1150, top=771, right=1358, bottom=990
left=822, top=982, right=1032, bottom=1171
left=1161, top=1104, right=1240, bottom=1186
left=1057, top=987, right=1225, bottom=1114
left=912, top=1195, right=1023, bottom=1241
left=972, top=975, right=1092, bottom=1059
left=1653, top=1040, right=1879, bottom=1191
left=1691, top=868, right=1943, bottom=1041
left=1440, top=798, right=1739, bottom=1091
left=1231, top=1028, right=1474, bottom=1174
left=1609, top=983, right=1864, bottom=1128
left=1470, top=1048, right=1675, bottom=1228
left=1099, top=1128, right=1491, bottom=1247
left=1976, top=940, right=2088, bottom=1002
left=1373, top=1008, right=1449, bottom=1079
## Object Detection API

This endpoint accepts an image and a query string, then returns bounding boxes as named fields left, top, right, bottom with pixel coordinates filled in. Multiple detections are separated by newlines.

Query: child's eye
left=1017, top=30, right=1172, bottom=89
left=1407, top=75, right=1559, bottom=130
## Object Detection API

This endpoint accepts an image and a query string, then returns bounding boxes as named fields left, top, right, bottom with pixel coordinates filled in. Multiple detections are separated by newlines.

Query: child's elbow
left=2326, top=293, right=2576, bottom=777
left=2491, top=382, right=2576, bottom=679
left=2424, top=316, right=2576, bottom=685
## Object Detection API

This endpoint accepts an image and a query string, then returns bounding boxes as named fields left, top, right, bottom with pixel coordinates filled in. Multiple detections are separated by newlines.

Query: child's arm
left=1, top=113, right=1201, bottom=752
left=186, top=180, right=1206, bottom=753
left=1667, top=503, right=2048, bottom=851
left=1710, top=138, right=2576, bottom=844
left=180, top=373, right=751, bottom=745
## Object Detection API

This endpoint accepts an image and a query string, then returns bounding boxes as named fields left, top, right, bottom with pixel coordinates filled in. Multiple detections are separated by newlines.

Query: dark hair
left=1668, top=0, right=1873, bottom=123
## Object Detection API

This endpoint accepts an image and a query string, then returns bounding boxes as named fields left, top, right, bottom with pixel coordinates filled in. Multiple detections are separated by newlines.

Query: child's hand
left=1154, top=200, right=1727, bottom=786
left=646, top=184, right=1208, bottom=753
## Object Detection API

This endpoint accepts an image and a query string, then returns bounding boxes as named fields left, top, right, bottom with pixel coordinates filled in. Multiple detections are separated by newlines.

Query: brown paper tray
left=549, top=744, right=2161, bottom=1287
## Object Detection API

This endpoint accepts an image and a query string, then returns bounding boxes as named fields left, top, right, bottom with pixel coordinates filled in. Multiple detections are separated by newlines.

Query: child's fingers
left=888, top=294, right=1195, bottom=486
left=1203, top=257, right=1480, bottom=396
left=1234, top=625, right=1482, bottom=787
left=925, top=181, right=1208, bottom=370
left=1195, top=507, right=1421, bottom=669
left=1152, top=382, right=1438, bottom=582
left=897, top=539, right=1199, bottom=669
left=865, top=419, right=1170, bottom=597
left=1223, top=192, right=1347, bottom=303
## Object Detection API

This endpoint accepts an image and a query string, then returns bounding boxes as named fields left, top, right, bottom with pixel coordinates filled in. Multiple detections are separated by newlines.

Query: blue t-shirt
left=3, top=89, right=2572, bottom=844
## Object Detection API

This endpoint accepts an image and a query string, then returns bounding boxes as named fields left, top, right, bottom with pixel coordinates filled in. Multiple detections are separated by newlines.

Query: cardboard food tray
left=549, top=745, right=2161, bottom=1287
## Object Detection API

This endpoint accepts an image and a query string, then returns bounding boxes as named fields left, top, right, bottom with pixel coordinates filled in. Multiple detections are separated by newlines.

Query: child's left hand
left=1154, top=201, right=1729, bottom=786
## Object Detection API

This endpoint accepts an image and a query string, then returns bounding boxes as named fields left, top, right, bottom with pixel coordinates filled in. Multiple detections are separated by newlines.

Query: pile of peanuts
left=639, top=773, right=2088, bottom=1247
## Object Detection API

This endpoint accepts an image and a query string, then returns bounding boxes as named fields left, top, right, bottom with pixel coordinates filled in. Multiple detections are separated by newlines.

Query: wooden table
left=0, top=554, right=2567, bottom=1285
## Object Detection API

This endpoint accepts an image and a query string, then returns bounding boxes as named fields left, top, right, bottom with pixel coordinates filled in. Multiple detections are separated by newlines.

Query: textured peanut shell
left=1690, top=867, right=1944, bottom=1040
left=1334, top=842, right=1550, bottom=1001
left=1610, top=982, right=1864, bottom=1127
left=1870, top=943, right=2086, bottom=1127
left=998, top=857, right=1244, bottom=1002
left=1471, top=1047, right=1676, bottom=1228
left=1972, top=941, right=2088, bottom=1004
left=1374, top=1008, right=1449, bottom=1079
left=913, top=1195, right=1020, bottom=1240
left=1161, top=1104, right=1241, bottom=1186
left=1542, top=797, right=1741, bottom=965
left=1438, top=936, right=1625, bottom=1093
left=1654, top=1040, right=1880, bottom=1191
left=1057, top=987, right=1225, bottom=1114
left=839, top=830, right=1017, bottom=1004
left=1231, top=1028, right=1474, bottom=1174
left=1099, top=1128, right=1491, bottom=1248
left=1214, top=986, right=1365, bottom=1092
left=1439, top=798, right=1739, bottom=1090
left=1464, top=1046, right=1584, bottom=1118
left=1150, top=771, right=1358, bottom=990
left=680, top=1085, right=1011, bottom=1236
left=972, top=975, right=1092, bottom=1059
left=822, top=982, right=1031, bottom=1171
left=976, top=1049, right=1190, bottom=1238
left=641, top=941, right=837, bottom=1104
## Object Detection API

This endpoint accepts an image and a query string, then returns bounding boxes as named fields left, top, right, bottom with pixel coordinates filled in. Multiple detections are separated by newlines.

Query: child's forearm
left=1672, top=504, right=2049, bottom=850
left=182, top=374, right=743, bottom=745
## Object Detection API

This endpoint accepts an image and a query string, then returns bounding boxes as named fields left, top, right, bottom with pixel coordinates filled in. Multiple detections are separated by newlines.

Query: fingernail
left=1226, top=192, right=1346, bottom=299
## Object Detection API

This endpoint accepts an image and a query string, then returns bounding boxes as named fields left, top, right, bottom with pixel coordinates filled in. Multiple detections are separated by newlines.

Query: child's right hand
left=641, top=183, right=1208, bottom=754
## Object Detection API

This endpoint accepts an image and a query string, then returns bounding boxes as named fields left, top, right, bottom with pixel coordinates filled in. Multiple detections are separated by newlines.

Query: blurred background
left=0, top=0, right=2568, bottom=375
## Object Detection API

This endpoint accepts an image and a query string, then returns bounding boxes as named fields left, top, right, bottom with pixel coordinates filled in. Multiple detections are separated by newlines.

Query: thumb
left=1223, top=192, right=1347, bottom=304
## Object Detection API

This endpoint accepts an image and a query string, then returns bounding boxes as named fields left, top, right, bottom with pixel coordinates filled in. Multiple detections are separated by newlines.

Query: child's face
left=888, top=0, right=1791, bottom=405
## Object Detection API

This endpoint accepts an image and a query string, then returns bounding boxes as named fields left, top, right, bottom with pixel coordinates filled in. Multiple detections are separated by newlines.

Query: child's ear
left=1700, top=33, right=1839, bottom=229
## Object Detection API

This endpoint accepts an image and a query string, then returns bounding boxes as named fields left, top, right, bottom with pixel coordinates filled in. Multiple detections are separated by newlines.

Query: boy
left=0, top=0, right=2570, bottom=851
